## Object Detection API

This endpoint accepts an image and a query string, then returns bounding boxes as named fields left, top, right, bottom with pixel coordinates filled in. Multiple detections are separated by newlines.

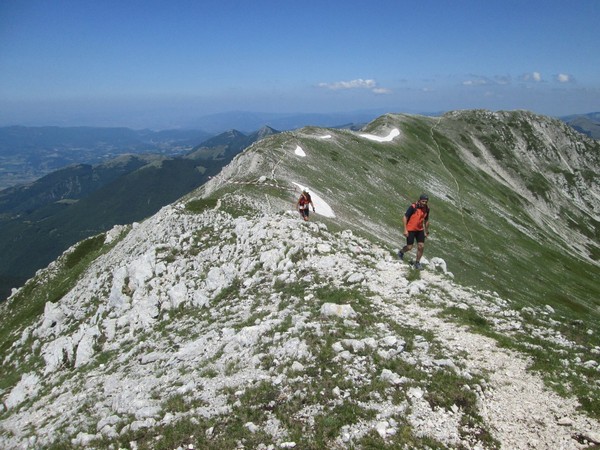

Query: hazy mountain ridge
left=185, top=126, right=279, bottom=161
left=1, top=110, right=599, bottom=449
left=181, top=110, right=388, bottom=134
left=0, top=126, right=213, bottom=190
left=0, top=154, right=163, bottom=215
left=561, top=112, right=600, bottom=139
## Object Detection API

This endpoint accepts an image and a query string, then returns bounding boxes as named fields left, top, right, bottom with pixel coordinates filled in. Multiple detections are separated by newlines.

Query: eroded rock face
left=1, top=202, right=598, bottom=449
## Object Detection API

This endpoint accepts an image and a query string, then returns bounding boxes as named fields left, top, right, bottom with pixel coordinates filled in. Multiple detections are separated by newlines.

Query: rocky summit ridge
left=1, top=110, right=600, bottom=449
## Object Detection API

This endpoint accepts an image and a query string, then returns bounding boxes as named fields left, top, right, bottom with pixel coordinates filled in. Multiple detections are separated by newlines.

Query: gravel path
left=369, top=259, right=600, bottom=449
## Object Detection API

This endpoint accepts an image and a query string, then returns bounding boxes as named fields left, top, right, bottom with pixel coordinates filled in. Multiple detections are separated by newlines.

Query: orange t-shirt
left=405, top=203, right=429, bottom=231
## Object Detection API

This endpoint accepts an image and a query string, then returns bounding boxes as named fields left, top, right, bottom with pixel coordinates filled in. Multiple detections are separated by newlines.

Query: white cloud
left=556, top=73, right=571, bottom=83
left=318, top=78, right=376, bottom=90
left=372, top=87, right=392, bottom=94
left=522, top=72, right=543, bottom=82
left=532, top=71, right=542, bottom=82
left=462, top=78, right=489, bottom=86
left=317, top=78, right=391, bottom=94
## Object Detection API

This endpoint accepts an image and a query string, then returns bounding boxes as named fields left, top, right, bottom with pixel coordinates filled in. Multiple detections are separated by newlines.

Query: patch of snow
left=359, top=128, right=400, bottom=142
left=294, top=145, right=306, bottom=157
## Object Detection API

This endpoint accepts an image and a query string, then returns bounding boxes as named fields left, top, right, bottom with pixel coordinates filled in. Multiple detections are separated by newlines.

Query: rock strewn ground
left=1, top=202, right=599, bottom=449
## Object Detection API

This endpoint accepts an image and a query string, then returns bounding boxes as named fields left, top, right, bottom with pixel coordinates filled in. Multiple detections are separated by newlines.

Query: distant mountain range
left=0, top=126, right=279, bottom=300
left=561, top=112, right=600, bottom=139
left=186, top=110, right=387, bottom=133
left=0, top=117, right=372, bottom=189
left=2, top=111, right=597, bottom=190
left=0, top=126, right=213, bottom=189
left=186, top=109, right=600, bottom=137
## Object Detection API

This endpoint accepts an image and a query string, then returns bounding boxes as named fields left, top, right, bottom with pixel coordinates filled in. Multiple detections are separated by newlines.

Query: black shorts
left=406, top=230, right=426, bottom=245
left=300, top=208, right=309, bottom=218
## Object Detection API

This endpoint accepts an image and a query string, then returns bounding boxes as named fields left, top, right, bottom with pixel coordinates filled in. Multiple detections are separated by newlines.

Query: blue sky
left=1, top=0, right=599, bottom=129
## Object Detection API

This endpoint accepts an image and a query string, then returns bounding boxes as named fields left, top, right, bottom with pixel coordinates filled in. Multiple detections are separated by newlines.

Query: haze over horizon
left=1, top=0, right=599, bottom=130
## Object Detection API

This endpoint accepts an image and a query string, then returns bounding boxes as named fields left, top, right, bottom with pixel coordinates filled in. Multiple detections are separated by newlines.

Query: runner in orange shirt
left=398, top=194, right=430, bottom=269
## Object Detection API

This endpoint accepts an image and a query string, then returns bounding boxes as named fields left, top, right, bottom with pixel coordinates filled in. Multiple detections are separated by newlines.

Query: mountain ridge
left=1, top=110, right=599, bottom=449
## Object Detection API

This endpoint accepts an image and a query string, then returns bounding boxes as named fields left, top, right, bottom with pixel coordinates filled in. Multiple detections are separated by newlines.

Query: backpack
left=405, top=202, right=429, bottom=230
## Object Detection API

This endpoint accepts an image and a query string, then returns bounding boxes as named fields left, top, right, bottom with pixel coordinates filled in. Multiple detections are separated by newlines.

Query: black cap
left=419, top=193, right=429, bottom=200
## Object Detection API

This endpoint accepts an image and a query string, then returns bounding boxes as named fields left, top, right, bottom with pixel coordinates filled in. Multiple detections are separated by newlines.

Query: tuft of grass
left=405, top=267, right=421, bottom=282
left=357, top=424, right=448, bottom=449
left=439, top=306, right=490, bottom=332
left=212, top=277, right=242, bottom=304
left=184, top=198, right=218, bottom=213
left=425, top=370, right=478, bottom=413
left=311, top=403, right=376, bottom=447
left=234, top=309, right=270, bottom=330
left=64, top=235, right=106, bottom=269
left=162, top=393, right=188, bottom=413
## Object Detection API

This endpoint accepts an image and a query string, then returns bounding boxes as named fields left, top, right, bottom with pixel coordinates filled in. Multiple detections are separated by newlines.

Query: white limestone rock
left=36, top=301, right=66, bottom=338
left=320, top=303, right=357, bottom=319
left=74, top=325, right=100, bottom=368
left=380, top=369, right=406, bottom=386
left=346, top=272, right=365, bottom=284
left=42, top=335, right=74, bottom=374
left=429, top=257, right=448, bottom=274
left=5, top=373, right=40, bottom=410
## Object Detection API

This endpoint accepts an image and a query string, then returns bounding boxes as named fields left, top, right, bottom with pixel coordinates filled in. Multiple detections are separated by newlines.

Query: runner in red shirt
left=297, top=189, right=315, bottom=221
